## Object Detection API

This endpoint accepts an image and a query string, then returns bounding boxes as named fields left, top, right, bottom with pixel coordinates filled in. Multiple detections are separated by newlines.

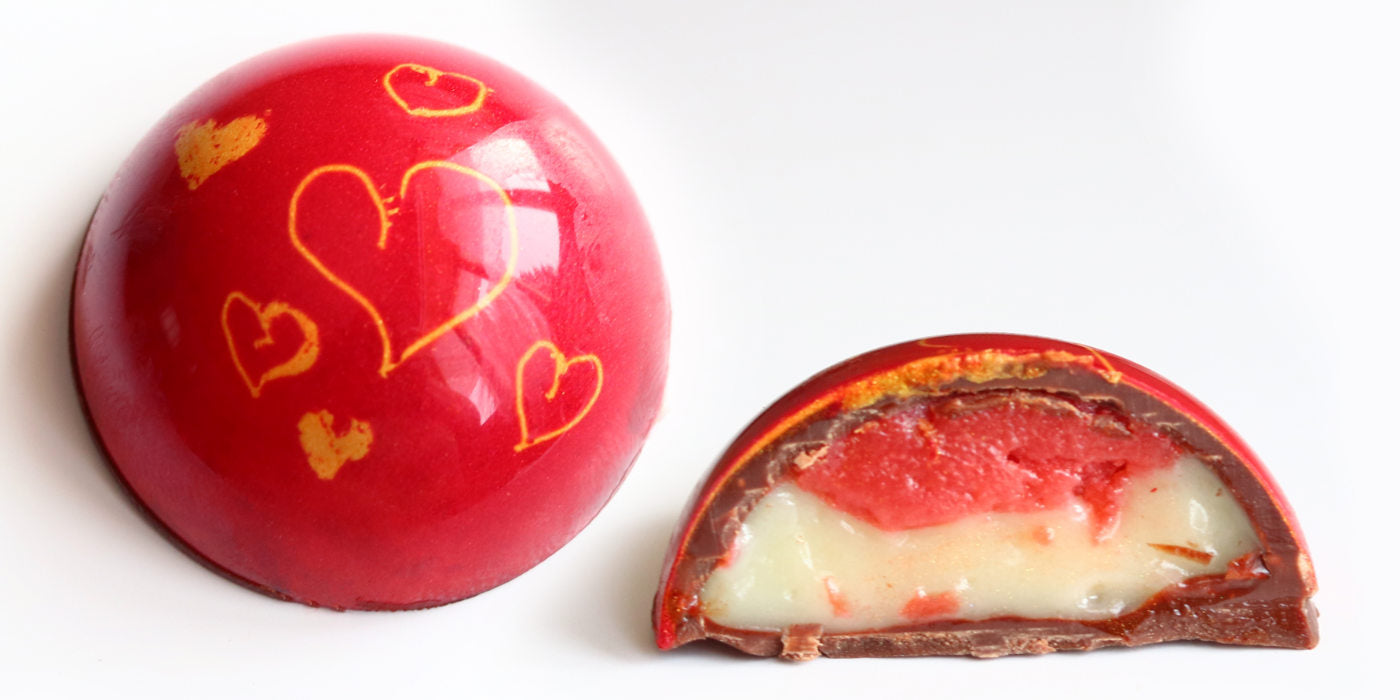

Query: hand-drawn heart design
left=514, top=340, right=604, bottom=451
left=289, top=161, right=519, bottom=377
left=297, top=410, right=373, bottom=480
left=174, top=115, right=267, bottom=189
left=221, top=292, right=319, bottom=398
left=383, top=63, right=489, bottom=117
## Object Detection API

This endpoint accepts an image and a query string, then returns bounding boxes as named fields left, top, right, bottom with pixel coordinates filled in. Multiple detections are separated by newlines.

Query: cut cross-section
left=654, top=335, right=1317, bottom=659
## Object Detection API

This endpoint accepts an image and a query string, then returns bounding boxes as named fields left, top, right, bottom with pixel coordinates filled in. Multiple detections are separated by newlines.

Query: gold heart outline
left=289, top=161, right=519, bottom=377
left=221, top=291, right=320, bottom=398
left=514, top=340, right=604, bottom=452
left=383, top=63, right=489, bottom=117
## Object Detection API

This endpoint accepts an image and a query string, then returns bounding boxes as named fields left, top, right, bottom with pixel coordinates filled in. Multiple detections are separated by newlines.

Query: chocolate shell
left=653, top=334, right=1316, bottom=659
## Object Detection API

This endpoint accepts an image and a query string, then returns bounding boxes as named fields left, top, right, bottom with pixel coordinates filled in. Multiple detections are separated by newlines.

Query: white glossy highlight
left=701, top=457, right=1259, bottom=633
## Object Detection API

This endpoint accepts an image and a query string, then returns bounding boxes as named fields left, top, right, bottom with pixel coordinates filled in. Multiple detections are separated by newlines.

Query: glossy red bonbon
left=73, top=36, right=669, bottom=610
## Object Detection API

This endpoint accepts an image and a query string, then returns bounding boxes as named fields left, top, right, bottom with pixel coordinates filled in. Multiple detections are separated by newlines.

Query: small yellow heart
left=174, top=115, right=267, bottom=190
left=514, top=340, right=604, bottom=451
left=383, top=63, right=488, bottom=117
left=221, top=292, right=319, bottom=398
left=297, top=410, right=373, bottom=480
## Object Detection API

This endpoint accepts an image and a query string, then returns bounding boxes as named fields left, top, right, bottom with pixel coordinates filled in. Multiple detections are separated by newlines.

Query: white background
left=1, top=1, right=1394, bottom=697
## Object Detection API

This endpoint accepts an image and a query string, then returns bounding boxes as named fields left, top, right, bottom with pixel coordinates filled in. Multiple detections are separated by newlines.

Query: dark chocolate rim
left=654, top=339, right=1317, bottom=658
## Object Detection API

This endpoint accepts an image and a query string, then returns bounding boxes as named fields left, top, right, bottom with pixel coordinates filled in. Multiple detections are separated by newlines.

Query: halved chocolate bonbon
left=654, top=334, right=1316, bottom=659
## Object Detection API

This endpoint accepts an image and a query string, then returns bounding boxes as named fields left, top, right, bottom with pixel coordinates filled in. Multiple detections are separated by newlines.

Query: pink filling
left=901, top=589, right=960, bottom=620
left=792, top=399, right=1181, bottom=538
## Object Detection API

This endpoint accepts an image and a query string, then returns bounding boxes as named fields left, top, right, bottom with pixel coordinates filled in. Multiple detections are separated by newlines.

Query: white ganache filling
left=700, top=456, right=1260, bottom=632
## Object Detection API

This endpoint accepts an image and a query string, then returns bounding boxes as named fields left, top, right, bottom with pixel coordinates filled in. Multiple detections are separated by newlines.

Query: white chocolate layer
left=701, top=456, right=1259, bottom=632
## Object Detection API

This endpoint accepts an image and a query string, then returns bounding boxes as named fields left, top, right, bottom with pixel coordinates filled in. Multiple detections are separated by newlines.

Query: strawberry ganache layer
left=792, top=394, right=1181, bottom=537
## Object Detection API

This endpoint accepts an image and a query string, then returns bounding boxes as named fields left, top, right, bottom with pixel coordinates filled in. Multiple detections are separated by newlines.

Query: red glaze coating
left=73, top=36, right=669, bottom=610
left=654, top=333, right=1315, bottom=652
